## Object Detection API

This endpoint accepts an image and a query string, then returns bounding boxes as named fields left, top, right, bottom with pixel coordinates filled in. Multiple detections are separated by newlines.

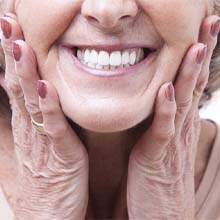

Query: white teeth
left=110, top=66, right=116, bottom=70
left=84, top=49, right=90, bottom=63
left=129, top=51, right=136, bottom=65
left=98, top=51, right=110, bottom=66
left=96, top=64, right=103, bottom=69
left=110, top=51, right=121, bottom=66
left=77, top=50, right=83, bottom=60
left=121, top=51, right=129, bottom=65
left=87, top=62, right=96, bottom=68
left=89, top=50, right=98, bottom=64
left=76, top=48, right=147, bottom=70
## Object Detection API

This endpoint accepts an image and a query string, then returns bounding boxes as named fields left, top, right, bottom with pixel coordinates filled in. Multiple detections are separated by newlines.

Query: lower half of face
left=41, top=44, right=183, bottom=133
left=15, top=0, right=207, bottom=133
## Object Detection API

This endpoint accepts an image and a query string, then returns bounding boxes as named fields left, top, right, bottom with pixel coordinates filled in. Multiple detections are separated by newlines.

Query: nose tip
left=81, top=0, right=138, bottom=29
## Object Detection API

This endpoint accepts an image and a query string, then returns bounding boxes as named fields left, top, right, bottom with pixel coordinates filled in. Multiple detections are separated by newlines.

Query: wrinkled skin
left=0, top=0, right=219, bottom=219
left=0, top=13, right=89, bottom=220
left=12, top=0, right=209, bottom=132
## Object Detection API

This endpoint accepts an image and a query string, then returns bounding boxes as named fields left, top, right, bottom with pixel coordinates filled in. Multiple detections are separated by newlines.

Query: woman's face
left=12, top=0, right=210, bottom=132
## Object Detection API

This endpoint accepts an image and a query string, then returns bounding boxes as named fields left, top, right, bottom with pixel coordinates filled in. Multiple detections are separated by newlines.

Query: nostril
left=86, top=15, right=99, bottom=23
left=120, top=15, right=131, bottom=20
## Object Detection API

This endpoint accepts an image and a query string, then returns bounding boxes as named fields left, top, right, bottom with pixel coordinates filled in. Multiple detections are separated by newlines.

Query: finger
left=192, top=16, right=220, bottom=109
left=133, top=82, right=176, bottom=162
left=13, top=40, right=42, bottom=123
left=0, top=16, right=24, bottom=101
left=37, top=80, right=87, bottom=164
left=3, top=12, right=17, bottom=20
left=174, top=43, right=207, bottom=130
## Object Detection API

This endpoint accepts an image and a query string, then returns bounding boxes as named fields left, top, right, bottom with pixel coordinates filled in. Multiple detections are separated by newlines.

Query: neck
left=77, top=114, right=153, bottom=160
left=74, top=115, right=153, bottom=217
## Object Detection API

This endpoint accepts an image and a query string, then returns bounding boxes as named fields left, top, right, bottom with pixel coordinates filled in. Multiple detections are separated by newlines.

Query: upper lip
left=62, top=43, right=159, bottom=52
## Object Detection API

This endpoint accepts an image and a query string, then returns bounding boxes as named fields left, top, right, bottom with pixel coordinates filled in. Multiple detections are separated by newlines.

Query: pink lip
left=62, top=43, right=158, bottom=53
left=61, top=46, right=158, bottom=78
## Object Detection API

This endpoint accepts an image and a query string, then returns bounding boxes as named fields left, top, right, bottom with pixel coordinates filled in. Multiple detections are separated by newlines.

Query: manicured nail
left=0, top=18, right=11, bottom=39
left=12, top=42, right=21, bottom=62
left=37, top=80, right=47, bottom=99
left=166, top=82, right=175, bottom=102
left=196, top=45, right=207, bottom=64
left=210, top=19, right=220, bottom=37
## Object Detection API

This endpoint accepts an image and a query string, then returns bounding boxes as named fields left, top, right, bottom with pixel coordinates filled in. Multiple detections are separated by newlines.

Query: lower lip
left=62, top=47, right=157, bottom=78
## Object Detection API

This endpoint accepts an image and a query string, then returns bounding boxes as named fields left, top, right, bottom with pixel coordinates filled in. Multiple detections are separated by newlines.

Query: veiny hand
left=0, top=13, right=88, bottom=220
left=127, top=15, right=220, bottom=220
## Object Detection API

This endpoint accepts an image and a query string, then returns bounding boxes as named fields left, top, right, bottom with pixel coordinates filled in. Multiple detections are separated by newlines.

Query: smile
left=62, top=44, right=158, bottom=77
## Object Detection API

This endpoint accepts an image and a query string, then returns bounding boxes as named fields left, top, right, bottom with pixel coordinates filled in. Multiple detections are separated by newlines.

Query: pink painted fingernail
left=37, top=80, right=47, bottom=99
left=12, top=42, right=21, bottom=62
left=196, top=45, right=207, bottom=64
left=210, top=18, right=220, bottom=37
left=0, top=18, right=11, bottom=39
left=166, top=82, right=175, bottom=102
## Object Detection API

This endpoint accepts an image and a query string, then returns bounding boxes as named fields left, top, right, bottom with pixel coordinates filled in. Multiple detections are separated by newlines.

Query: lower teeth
left=80, top=61, right=131, bottom=70
left=80, top=58, right=132, bottom=69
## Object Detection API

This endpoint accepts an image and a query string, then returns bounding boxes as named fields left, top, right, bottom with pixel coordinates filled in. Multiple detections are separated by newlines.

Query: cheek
left=15, top=0, right=82, bottom=54
left=139, top=0, right=206, bottom=48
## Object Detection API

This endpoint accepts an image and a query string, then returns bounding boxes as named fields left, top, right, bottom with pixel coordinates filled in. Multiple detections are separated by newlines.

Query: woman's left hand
left=127, top=15, right=220, bottom=219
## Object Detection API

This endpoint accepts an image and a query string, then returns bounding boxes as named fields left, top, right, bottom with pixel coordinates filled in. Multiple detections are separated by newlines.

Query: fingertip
left=37, top=80, right=70, bottom=141
left=37, top=80, right=60, bottom=108
left=37, top=80, right=47, bottom=99
left=0, top=16, right=23, bottom=41
left=157, top=82, right=175, bottom=103
left=165, top=82, right=175, bottom=102
left=155, top=82, right=177, bottom=122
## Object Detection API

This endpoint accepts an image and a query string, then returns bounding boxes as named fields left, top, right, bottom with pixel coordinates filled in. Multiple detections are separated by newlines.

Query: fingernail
left=196, top=45, right=207, bottom=64
left=210, top=19, right=220, bottom=37
left=166, top=82, right=175, bottom=102
left=37, top=80, right=47, bottom=99
left=0, top=18, right=11, bottom=39
left=12, top=42, right=21, bottom=62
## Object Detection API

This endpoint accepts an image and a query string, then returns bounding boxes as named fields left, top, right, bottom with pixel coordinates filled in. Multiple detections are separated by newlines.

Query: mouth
left=62, top=44, right=158, bottom=77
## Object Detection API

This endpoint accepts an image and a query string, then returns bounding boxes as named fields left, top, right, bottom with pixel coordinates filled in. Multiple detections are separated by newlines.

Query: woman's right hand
left=0, top=13, right=88, bottom=220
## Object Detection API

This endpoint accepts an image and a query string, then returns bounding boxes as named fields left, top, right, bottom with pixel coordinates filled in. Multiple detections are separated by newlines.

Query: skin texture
left=0, top=0, right=219, bottom=219
left=12, top=0, right=208, bottom=132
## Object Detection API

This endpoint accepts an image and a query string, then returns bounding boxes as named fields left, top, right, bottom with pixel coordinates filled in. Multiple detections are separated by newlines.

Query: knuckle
left=45, top=123, right=68, bottom=139
left=2, top=43, right=14, bottom=60
left=6, top=80, right=22, bottom=97
left=153, top=127, right=175, bottom=145
left=176, top=99, right=192, bottom=116
left=160, top=108, right=175, bottom=121
left=41, top=105, right=59, bottom=116
left=195, top=78, right=208, bottom=93
left=182, top=128, right=192, bottom=146
left=25, top=101, right=40, bottom=115
left=183, top=69, right=198, bottom=82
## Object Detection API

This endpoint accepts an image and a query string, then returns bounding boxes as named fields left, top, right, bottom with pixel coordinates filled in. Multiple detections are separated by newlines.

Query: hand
left=127, top=15, right=220, bottom=219
left=0, top=13, right=88, bottom=220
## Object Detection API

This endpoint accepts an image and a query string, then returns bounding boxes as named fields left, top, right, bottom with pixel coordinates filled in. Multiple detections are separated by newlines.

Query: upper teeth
left=76, top=48, right=145, bottom=69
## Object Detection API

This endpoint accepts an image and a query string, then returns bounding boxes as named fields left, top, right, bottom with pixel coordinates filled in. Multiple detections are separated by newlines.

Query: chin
left=61, top=97, right=154, bottom=133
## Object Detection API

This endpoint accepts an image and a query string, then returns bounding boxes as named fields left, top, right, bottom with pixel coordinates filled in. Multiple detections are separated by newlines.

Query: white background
left=200, top=90, right=220, bottom=124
